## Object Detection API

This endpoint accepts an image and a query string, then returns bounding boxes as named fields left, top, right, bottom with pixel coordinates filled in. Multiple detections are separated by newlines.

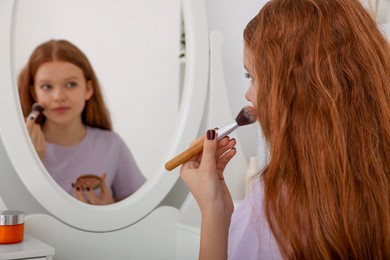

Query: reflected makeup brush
left=27, top=103, right=44, bottom=124
left=165, top=106, right=258, bottom=171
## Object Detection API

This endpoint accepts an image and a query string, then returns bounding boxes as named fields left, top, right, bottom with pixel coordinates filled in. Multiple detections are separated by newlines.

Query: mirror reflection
left=13, top=0, right=182, bottom=204
left=18, top=39, right=146, bottom=205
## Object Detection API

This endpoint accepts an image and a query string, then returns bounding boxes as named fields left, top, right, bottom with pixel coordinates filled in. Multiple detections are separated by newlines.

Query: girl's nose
left=53, top=87, right=65, bottom=100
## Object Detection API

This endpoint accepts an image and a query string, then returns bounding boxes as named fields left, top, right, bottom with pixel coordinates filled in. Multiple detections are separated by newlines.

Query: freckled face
left=33, top=61, right=94, bottom=126
left=244, top=46, right=258, bottom=111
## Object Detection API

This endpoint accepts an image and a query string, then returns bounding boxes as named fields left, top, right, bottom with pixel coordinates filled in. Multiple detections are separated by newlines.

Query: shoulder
left=87, top=127, right=127, bottom=149
left=87, top=127, right=120, bottom=141
left=234, top=179, right=264, bottom=217
left=228, top=179, right=282, bottom=259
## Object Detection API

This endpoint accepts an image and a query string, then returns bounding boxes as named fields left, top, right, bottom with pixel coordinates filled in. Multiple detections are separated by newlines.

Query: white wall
left=205, top=0, right=268, bottom=164
left=361, top=0, right=390, bottom=23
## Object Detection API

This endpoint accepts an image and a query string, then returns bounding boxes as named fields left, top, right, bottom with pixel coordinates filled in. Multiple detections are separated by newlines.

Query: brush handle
left=165, top=121, right=239, bottom=171
left=165, top=140, right=204, bottom=171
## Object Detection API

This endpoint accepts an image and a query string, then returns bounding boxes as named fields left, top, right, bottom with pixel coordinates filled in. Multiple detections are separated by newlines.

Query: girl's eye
left=40, top=84, right=51, bottom=90
left=66, top=82, right=77, bottom=88
left=244, top=72, right=251, bottom=79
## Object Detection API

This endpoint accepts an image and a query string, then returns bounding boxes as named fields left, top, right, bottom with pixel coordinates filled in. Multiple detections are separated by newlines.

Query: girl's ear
left=86, top=80, right=94, bottom=100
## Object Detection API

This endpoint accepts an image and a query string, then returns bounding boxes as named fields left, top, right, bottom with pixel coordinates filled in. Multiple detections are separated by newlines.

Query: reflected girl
left=18, top=39, right=146, bottom=205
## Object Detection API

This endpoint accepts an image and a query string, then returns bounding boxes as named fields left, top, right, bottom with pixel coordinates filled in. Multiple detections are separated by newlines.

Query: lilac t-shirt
left=43, top=127, right=146, bottom=200
left=228, top=179, right=282, bottom=259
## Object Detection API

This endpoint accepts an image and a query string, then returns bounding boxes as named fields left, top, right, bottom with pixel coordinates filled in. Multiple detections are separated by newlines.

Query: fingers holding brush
left=180, top=129, right=235, bottom=219
left=215, top=138, right=237, bottom=180
left=26, top=117, right=46, bottom=160
left=180, top=130, right=236, bottom=177
left=25, top=103, right=46, bottom=160
left=215, top=137, right=236, bottom=158
left=181, top=132, right=236, bottom=172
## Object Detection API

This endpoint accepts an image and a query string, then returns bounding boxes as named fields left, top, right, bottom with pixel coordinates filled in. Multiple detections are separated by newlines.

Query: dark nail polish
left=71, top=183, right=75, bottom=188
left=207, top=129, right=216, bottom=140
left=86, top=187, right=90, bottom=191
left=76, top=187, right=80, bottom=191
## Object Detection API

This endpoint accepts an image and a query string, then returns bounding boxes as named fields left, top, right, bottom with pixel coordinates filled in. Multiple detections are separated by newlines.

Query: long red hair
left=244, top=0, right=390, bottom=258
left=18, top=39, right=112, bottom=130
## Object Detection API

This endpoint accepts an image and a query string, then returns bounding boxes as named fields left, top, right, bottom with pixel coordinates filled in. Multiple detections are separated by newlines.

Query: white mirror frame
left=0, top=0, right=209, bottom=232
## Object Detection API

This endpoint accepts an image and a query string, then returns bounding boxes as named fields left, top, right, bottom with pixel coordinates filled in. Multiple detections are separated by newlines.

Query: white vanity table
left=0, top=235, right=55, bottom=260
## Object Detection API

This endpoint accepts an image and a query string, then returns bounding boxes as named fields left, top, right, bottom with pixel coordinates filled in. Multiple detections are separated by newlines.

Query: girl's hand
left=72, top=173, right=115, bottom=205
left=26, top=118, right=46, bottom=160
left=180, top=129, right=237, bottom=226
left=180, top=129, right=237, bottom=260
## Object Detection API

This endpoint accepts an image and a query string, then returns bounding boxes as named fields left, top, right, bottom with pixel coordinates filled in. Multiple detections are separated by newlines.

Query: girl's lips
left=52, top=107, right=69, bottom=113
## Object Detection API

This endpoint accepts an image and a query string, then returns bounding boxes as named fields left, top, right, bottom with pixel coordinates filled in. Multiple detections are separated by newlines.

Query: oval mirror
left=0, top=0, right=209, bottom=231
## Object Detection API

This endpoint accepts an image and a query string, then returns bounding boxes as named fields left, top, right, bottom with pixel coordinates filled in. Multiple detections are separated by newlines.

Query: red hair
left=18, top=39, right=112, bottom=130
left=244, top=0, right=390, bottom=258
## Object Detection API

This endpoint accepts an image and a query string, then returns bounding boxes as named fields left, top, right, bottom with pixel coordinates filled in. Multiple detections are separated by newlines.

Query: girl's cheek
left=245, top=85, right=256, bottom=102
left=245, top=88, right=252, bottom=102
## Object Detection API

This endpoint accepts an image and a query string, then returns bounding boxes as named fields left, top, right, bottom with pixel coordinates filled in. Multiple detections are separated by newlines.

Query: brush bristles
left=235, top=106, right=257, bottom=126
left=31, top=103, right=44, bottom=113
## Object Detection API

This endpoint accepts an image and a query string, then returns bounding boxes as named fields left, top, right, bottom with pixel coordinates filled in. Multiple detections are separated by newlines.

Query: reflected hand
left=72, top=173, right=115, bottom=205
left=179, top=129, right=237, bottom=226
left=25, top=117, right=46, bottom=160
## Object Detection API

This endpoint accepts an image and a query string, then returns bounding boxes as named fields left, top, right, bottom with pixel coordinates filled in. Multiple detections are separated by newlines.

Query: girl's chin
left=46, top=118, right=73, bottom=125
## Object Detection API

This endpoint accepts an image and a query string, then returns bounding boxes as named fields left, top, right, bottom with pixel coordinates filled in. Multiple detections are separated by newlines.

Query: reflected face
left=243, top=46, right=257, bottom=110
left=34, top=61, right=93, bottom=126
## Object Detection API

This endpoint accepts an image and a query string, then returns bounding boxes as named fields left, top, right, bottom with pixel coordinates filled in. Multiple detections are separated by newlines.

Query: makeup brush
left=27, top=103, right=44, bottom=123
left=165, top=106, right=258, bottom=171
